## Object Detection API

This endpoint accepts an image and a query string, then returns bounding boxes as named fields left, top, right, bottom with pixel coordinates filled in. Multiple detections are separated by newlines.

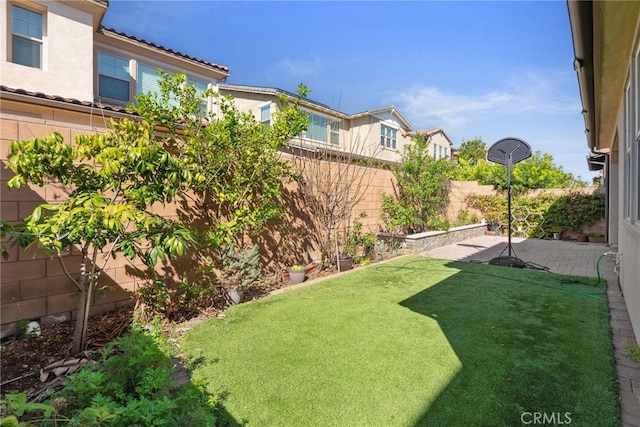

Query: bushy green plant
left=342, top=214, right=376, bottom=263
left=220, top=243, right=261, bottom=290
left=47, top=320, right=218, bottom=426
left=539, top=192, right=605, bottom=236
left=465, top=194, right=508, bottom=225
left=0, top=392, right=57, bottom=426
left=453, top=210, right=479, bottom=227
left=465, top=191, right=605, bottom=239
left=381, top=133, right=453, bottom=234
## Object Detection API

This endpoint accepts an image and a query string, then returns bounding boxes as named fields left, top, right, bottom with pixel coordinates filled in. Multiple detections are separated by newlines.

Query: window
left=11, top=5, right=43, bottom=68
left=260, top=104, right=271, bottom=127
left=137, top=63, right=163, bottom=98
left=444, top=147, right=449, bottom=158
left=187, top=77, right=208, bottom=116
left=380, top=125, right=397, bottom=149
left=624, top=48, right=640, bottom=223
left=98, top=52, right=130, bottom=102
left=439, top=145, right=443, bottom=159
left=305, top=113, right=339, bottom=144
left=329, top=120, right=340, bottom=145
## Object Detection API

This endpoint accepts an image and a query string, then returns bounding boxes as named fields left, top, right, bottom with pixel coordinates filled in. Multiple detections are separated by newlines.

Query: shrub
left=49, top=320, right=218, bottom=426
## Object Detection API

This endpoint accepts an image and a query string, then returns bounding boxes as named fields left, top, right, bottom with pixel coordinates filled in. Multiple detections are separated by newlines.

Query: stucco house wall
left=1, top=1, right=101, bottom=101
left=568, top=0, right=640, bottom=338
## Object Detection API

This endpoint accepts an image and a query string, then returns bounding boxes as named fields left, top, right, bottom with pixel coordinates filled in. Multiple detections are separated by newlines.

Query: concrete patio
left=420, top=235, right=640, bottom=427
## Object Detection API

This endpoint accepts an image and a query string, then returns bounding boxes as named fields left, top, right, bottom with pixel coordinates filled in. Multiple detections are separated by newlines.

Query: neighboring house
left=1, top=1, right=229, bottom=110
left=567, top=1, right=640, bottom=338
left=0, top=0, right=229, bottom=332
left=418, top=127, right=454, bottom=160
left=219, top=83, right=414, bottom=164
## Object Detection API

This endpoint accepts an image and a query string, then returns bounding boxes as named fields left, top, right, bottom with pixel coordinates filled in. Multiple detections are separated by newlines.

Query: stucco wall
left=1, top=1, right=95, bottom=100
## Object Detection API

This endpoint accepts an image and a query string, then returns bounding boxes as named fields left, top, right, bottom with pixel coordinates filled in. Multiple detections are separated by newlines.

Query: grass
left=182, top=256, right=619, bottom=426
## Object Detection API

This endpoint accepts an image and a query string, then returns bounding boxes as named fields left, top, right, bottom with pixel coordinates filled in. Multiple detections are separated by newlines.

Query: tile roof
left=1, top=85, right=134, bottom=115
left=218, top=83, right=349, bottom=118
left=99, top=26, right=229, bottom=74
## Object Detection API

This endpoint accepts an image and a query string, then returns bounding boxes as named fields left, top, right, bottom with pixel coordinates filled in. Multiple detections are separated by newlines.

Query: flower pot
left=576, top=233, right=588, bottom=242
left=338, top=256, right=353, bottom=271
left=288, top=269, right=306, bottom=285
left=553, top=232, right=561, bottom=240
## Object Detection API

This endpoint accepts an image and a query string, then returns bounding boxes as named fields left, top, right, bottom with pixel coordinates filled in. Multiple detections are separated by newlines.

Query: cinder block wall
left=0, top=103, right=399, bottom=334
left=1, top=106, right=142, bottom=336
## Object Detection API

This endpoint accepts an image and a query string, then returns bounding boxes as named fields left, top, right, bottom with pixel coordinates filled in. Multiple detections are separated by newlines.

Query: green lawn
left=182, top=256, right=619, bottom=426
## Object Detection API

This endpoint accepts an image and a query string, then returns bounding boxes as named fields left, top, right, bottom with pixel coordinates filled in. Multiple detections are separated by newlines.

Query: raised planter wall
left=400, top=224, right=488, bottom=252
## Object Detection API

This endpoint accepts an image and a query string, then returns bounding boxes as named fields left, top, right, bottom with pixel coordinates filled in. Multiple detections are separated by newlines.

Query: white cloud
left=387, top=68, right=581, bottom=131
left=385, top=68, right=594, bottom=180
left=275, top=56, right=323, bottom=77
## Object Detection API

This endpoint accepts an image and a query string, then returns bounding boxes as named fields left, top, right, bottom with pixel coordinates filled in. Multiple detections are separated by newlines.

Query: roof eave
left=567, top=0, right=596, bottom=150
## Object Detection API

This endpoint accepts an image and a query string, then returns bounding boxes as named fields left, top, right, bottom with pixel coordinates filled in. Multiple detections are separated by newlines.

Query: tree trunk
left=71, top=286, right=87, bottom=354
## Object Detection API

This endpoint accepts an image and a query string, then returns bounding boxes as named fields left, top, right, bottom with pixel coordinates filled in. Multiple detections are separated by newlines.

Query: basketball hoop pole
left=487, top=137, right=531, bottom=266
left=507, top=153, right=513, bottom=257
left=497, top=149, right=517, bottom=258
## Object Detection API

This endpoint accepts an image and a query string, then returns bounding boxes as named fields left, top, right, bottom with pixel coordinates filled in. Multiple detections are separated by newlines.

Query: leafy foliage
left=133, top=74, right=308, bottom=249
left=451, top=138, right=588, bottom=191
left=342, top=213, right=377, bottom=263
left=131, top=73, right=308, bottom=312
left=456, top=138, right=487, bottom=165
left=4, top=118, right=196, bottom=353
left=48, top=320, right=218, bottom=426
left=465, top=191, right=605, bottom=238
left=381, top=133, right=453, bottom=234
left=1, top=320, right=217, bottom=426
left=219, top=243, right=261, bottom=290
left=538, top=191, right=605, bottom=234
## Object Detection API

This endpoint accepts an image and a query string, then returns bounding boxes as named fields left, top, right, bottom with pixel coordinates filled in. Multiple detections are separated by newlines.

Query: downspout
left=567, top=0, right=611, bottom=241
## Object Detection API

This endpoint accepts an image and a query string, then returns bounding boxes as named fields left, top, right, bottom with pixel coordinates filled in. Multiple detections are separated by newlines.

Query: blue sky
left=102, top=1, right=593, bottom=181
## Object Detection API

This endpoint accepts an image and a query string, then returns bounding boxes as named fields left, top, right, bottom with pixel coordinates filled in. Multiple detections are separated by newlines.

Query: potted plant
left=288, top=264, right=306, bottom=285
left=338, top=255, right=354, bottom=272
left=220, top=243, right=261, bottom=306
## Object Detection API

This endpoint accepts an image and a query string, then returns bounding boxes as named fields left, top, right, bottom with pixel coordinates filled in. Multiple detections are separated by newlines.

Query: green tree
left=132, top=73, right=308, bottom=300
left=452, top=145, right=588, bottom=192
left=510, top=151, right=575, bottom=192
left=381, top=133, right=453, bottom=234
left=457, top=138, right=487, bottom=165
left=4, top=72, right=307, bottom=351
left=5, top=119, right=197, bottom=354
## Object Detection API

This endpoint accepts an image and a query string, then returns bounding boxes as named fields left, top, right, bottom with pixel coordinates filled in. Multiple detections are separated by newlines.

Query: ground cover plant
left=182, top=256, right=619, bottom=426
left=1, top=319, right=218, bottom=426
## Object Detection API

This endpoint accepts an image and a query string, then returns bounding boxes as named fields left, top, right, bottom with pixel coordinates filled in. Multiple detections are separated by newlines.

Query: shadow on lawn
left=396, top=257, right=617, bottom=426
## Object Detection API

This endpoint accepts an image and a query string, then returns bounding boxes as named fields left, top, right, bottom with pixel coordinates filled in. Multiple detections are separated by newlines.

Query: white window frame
left=304, top=112, right=339, bottom=145
left=380, top=124, right=397, bottom=150
left=259, top=102, right=271, bottom=127
left=10, top=3, right=44, bottom=69
left=96, top=50, right=212, bottom=113
left=98, top=51, right=131, bottom=103
left=329, top=119, right=340, bottom=145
